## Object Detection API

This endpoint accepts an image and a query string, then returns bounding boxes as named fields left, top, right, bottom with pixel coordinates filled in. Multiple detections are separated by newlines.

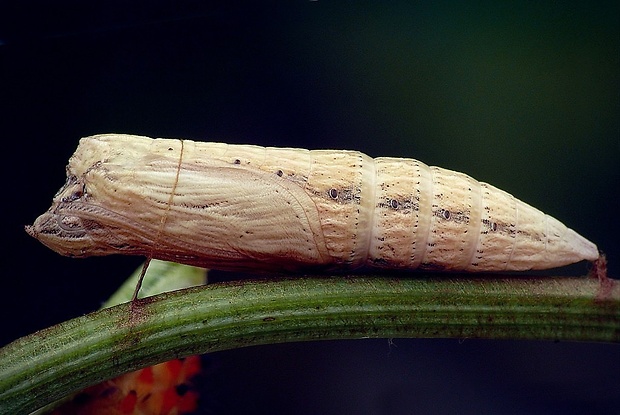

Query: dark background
left=1, top=2, right=618, bottom=414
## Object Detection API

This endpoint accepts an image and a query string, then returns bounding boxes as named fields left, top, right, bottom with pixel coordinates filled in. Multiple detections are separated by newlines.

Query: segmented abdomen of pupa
left=367, top=158, right=597, bottom=271
left=293, top=148, right=597, bottom=272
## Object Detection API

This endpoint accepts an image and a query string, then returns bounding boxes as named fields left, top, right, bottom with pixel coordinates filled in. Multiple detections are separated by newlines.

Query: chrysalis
left=26, top=134, right=598, bottom=273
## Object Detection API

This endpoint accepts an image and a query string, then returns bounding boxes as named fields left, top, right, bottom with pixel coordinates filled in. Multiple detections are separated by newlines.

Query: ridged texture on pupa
left=26, top=134, right=598, bottom=272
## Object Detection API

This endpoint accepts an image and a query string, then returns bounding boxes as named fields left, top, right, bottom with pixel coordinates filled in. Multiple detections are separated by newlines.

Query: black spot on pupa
left=482, top=218, right=499, bottom=232
left=62, top=187, right=85, bottom=203
left=442, top=209, right=451, bottom=220
left=234, top=159, right=241, bottom=165
left=276, top=169, right=284, bottom=177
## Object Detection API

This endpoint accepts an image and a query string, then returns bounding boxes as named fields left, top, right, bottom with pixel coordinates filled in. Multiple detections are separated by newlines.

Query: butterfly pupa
left=26, top=134, right=599, bottom=273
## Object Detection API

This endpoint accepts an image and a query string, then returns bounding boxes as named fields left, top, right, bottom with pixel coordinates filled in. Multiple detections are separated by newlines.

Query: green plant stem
left=1, top=275, right=619, bottom=413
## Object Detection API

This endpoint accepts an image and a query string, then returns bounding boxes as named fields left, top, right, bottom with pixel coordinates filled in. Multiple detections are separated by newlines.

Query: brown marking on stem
left=591, top=253, right=616, bottom=302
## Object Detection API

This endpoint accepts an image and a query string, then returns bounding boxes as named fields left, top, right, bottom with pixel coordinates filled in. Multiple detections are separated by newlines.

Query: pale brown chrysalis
left=26, top=134, right=598, bottom=273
